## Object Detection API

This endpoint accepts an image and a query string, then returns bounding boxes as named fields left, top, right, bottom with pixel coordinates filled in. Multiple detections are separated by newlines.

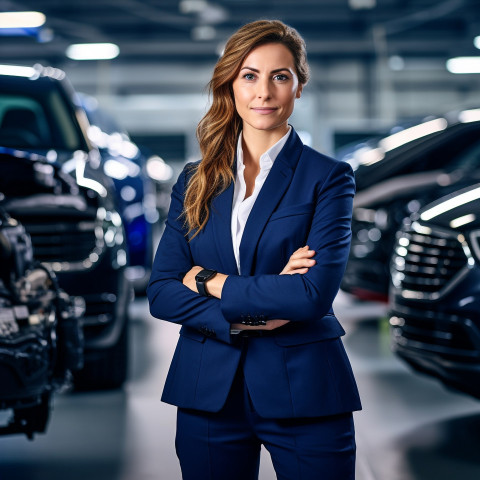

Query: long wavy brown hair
left=183, top=19, right=310, bottom=238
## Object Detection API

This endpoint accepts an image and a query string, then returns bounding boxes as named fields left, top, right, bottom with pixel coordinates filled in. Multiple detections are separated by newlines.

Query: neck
left=241, top=124, right=289, bottom=166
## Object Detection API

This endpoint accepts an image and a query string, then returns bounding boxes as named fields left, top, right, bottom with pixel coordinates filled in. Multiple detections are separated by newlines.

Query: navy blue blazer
left=147, top=128, right=362, bottom=418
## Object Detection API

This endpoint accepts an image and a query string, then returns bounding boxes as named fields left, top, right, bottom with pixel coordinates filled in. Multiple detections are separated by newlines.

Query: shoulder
left=182, top=160, right=201, bottom=180
left=298, top=145, right=354, bottom=187
left=174, top=160, right=201, bottom=191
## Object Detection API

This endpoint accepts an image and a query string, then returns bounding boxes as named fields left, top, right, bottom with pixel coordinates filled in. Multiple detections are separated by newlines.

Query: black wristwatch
left=195, top=269, right=217, bottom=296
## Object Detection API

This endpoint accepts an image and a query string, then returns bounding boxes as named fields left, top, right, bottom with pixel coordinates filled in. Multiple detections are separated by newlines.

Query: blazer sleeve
left=147, top=164, right=233, bottom=344
left=220, top=160, right=355, bottom=323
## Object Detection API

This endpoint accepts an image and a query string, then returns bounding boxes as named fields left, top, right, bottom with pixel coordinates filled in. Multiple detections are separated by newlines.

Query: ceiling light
left=0, top=64, right=36, bottom=77
left=388, top=55, right=405, bottom=71
left=0, top=11, right=46, bottom=28
left=192, top=25, right=216, bottom=41
left=474, top=36, right=480, bottom=50
left=180, top=0, right=209, bottom=14
left=66, top=43, right=120, bottom=61
left=179, top=0, right=227, bottom=23
left=446, top=56, right=480, bottom=74
left=348, top=0, right=376, bottom=9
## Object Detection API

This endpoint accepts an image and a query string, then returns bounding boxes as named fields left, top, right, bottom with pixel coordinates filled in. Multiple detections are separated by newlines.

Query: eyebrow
left=240, top=67, right=292, bottom=74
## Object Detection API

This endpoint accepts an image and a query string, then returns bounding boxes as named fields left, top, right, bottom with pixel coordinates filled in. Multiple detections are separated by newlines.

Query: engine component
left=0, top=208, right=84, bottom=439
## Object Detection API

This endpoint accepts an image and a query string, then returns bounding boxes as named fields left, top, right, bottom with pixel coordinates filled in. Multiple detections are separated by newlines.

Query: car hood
left=416, top=182, right=480, bottom=232
left=0, top=147, right=82, bottom=198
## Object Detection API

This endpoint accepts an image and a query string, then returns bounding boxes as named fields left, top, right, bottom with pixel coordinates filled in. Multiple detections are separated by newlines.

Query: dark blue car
left=389, top=182, right=480, bottom=398
left=78, top=94, right=158, bottom=291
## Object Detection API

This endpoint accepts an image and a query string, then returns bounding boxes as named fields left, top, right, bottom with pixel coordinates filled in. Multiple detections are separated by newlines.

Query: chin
left=249, top=120, right=285, bottom=132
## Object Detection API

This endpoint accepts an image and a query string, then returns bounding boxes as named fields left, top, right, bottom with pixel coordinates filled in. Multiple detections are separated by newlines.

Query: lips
left=251, top=107, right=278, bottom=114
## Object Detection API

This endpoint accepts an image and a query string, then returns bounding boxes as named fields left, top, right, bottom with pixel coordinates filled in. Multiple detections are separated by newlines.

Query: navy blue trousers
left=175, top=366, right=356, bottom=480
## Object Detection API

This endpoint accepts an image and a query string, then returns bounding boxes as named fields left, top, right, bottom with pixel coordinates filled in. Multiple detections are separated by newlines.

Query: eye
left=273, top=73, right=289, bottom=81
left=242, top=73, right=256, bottom=81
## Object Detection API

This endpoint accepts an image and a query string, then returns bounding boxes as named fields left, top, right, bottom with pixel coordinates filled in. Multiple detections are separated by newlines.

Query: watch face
left=195, top=269, right=216, bottom=282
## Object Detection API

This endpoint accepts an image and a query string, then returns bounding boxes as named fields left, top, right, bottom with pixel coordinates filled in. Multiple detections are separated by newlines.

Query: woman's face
left=232, top=42, right=302, bottom=137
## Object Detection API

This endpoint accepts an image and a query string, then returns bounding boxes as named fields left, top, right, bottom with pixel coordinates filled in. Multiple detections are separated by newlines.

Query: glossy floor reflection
left=1, top=293, right=480, bottom=479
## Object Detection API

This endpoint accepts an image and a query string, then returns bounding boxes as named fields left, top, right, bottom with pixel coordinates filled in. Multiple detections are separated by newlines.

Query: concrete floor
left=1, top=292, right=480, bottom=480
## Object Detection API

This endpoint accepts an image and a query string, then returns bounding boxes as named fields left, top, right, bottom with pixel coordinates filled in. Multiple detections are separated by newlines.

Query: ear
left=295, top=84, right=303, bottom=99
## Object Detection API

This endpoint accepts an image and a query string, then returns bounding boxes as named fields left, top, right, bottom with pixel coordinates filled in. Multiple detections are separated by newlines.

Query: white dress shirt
left=231, top=127, right=292, bottom=274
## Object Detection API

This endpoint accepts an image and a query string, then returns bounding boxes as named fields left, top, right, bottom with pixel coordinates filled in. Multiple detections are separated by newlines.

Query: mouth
left=251, top=107, right=278, bottom=115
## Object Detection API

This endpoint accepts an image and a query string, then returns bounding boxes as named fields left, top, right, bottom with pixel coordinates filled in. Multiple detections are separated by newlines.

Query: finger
left=290, top=249, right=316, bottom=260
left=282, top=259, right=315, bottom=275
left=282, top=267, right=309, bottom=276
left=292, top=245, right=309, bottom=255
left=288, top=258, right=316, bottom=269
left=287, top=267, right=309, bottom=275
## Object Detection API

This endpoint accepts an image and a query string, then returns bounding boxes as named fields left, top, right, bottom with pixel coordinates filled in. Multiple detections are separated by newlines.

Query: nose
left=256, top=77, right=272, bottom=99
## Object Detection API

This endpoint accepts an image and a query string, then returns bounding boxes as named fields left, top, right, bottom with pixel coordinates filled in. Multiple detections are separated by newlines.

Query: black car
left=389, top=183, right=480, bottom=399
left=341, top=110, right=480, bottom=302
left=0, top=65, right=131, bottom=389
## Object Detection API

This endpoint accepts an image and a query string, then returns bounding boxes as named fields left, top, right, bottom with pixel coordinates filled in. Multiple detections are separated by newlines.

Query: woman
left=147, top=19, right=361, bottom=480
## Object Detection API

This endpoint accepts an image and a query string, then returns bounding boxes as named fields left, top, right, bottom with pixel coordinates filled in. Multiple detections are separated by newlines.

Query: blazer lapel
left=210, top=171, right=239, bottom=274
left=239, top=128, right=304, bottom=276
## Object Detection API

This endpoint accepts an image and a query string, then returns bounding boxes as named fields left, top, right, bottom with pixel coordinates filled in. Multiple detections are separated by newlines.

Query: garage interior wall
left=64, top=57, right=480, bottom=160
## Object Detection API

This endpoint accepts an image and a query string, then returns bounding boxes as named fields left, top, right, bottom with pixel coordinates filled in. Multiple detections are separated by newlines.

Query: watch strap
left=196, top=279, right=210, bottom=296
left=195, top=269, right=217, bottom=296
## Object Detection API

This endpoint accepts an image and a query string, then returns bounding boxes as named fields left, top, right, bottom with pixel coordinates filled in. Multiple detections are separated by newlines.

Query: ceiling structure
left=1, top=0, right=480, bottom=67
left=1, top=0, right=480, bottom=140
left=1, top=0, right=480, bottom=158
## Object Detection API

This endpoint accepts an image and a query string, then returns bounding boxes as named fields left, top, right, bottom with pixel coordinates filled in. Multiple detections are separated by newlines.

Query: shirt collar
left=236, top=126, right=292, bottom=172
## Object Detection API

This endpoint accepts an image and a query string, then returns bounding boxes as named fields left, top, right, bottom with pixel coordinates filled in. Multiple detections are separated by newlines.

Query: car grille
left=81, top=292, right=116, bottom=327
left=22, top=217, right=97, bottom=263
left=391, top=224, right=468, bottom=299
left=390, top=302, right=480, bottom=360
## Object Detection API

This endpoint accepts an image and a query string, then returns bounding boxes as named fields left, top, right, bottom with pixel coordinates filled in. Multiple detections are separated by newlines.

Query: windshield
left=0, top=80, right=86, bottom=152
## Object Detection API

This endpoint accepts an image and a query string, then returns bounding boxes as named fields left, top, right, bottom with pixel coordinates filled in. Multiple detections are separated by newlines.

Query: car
left=78, top=93, right=158, bottom=292
left=0, top=64, right=131, bottom=389
left=340, top=109, right=480, bottom=302
left=389, top=182, right=480, bottom=399
left=0, top=206, right=84, bottom=438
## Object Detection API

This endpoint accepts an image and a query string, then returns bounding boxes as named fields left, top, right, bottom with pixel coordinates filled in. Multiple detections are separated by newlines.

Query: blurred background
left=1, top=1, right=480, bottom=479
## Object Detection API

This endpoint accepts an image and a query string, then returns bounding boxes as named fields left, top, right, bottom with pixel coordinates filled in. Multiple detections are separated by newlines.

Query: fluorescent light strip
left=0, top=11, right=45, bottom=28
left=446, top=56, right=480, bottom=74
left=66, top=43, right=120, bottom=61
left=0, top=64, right=36, bottom=77
left=421, top=186, right=480, bottom=221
